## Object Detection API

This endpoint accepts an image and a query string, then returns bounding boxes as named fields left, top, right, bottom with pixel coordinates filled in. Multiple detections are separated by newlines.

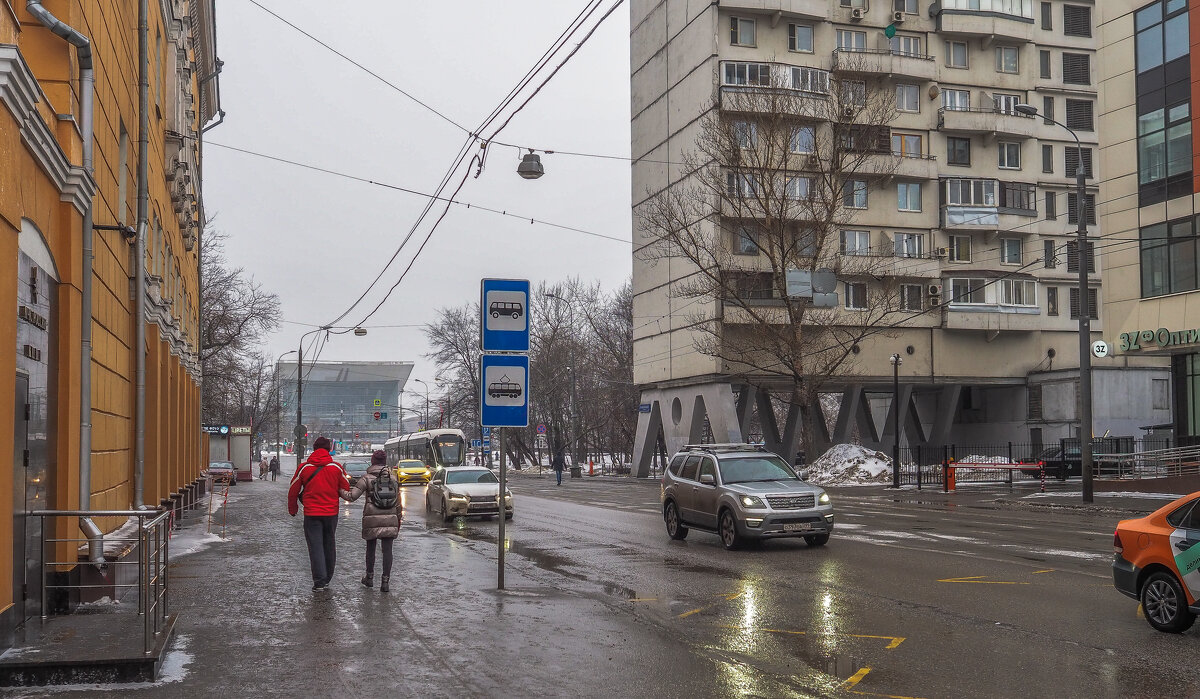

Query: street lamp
left=294, top=326, right=366, bottom=465
left=517, top=150, right=544, bottom=179
left=544, top=292, right=580, bottom=470
left=890, top=353, right=902, bottom=489
left=412, top=379, right=431, bottom=430
left=1015, top=103, right=1095, bottom=503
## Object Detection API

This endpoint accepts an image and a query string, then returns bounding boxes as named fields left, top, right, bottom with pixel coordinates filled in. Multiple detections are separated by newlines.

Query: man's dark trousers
left=303, top=515, right=338, bottom=584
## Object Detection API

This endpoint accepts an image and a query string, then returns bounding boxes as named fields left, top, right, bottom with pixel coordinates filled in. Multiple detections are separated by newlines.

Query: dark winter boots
left=361, top=572, right=373, bottom=588
left=380, top=575, right=390, bottom=593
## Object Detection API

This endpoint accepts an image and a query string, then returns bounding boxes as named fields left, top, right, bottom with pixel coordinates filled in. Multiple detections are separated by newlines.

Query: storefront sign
left=1119, top=328, right=1200, bottom=351
left=231, top=426, right=252, bottom=435
left=202, top=425, right=230, bottom=435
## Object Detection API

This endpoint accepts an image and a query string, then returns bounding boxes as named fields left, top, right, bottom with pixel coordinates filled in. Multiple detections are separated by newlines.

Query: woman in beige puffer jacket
left=340, top=450, right=400, bottom=592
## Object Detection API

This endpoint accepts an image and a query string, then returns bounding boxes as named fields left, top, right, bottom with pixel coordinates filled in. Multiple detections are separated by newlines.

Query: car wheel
left=664, top=501, right=688, bottom=540
left=505, top=513, right=513, bottom=520
left=441, top=500, right=453, bottom=523
left=718, top=509, right=742, bottom=550
left=805, top=534, right=830, bottom=547
left=425, top=495, right=431, bottom=512
left=1141, top=571, right=1197, bottom=633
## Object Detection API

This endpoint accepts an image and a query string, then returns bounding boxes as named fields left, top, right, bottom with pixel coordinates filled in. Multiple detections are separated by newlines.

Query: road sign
left=380, top=412, right=388, bottom=420
left=471, top=439, right=482, bottom=448
left=1092, top=340, right=1110, bottom=358
left=480, top=354, right=530, bottom=427
left=293, top=424, right=307, bottom=439
left=373, top=399, right=382, bottom=407
left=482, top=439, right=491, bottom=449
left=638, top=403, right=652, bottom=414
left=373, top=411, right=381, bottom=420
left=480, top=279, right=531, bottom=352
left=536, top=423, right=547, bottom=435
left=536, top=435, right=547, bottom=449
left=482, top=427, right=491, bottom=438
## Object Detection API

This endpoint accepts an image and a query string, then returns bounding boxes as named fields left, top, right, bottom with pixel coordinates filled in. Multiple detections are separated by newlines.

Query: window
left=1039, top=50, right=1051, bottom=79
left=840, top=0, right=868, bottom=6
left=1044, top=240, right=1057, bottom=268
left=730, top=17, right=756, bottom=46
left=998, top=142, right=1021, bottom=169
left=1000, top=182, right=1036, bottom=213
left=898, top=182, right=922, bottom=211
left=1063, top=5, right=1092, bottom=37
left=950, top=277, right=986, bottom=304
left=1045, top=191, right=1057, bottom=219
left=896, top=84, right=920, bottom=112
left=734, top=225, right=760, bottom=255
left=996, top=46, right=1019, bottom=73
left=785, top=176, right=813, bottom=200
left=895, top=0, right=918, bottom=12
left=1001, top=238, right=1022, bottom=264
left=1062, top=53, right=1091, bottom=84
left=1042, top=95, right=1055, bottom=125
left=1069, top=287, right=1098, bottom=319
left=837, top=29, right=867, bottom=52
left=1064, top=99, right=1094, bottom=131
left=733, top=272, right=775, bottom=300
left=788, top=23, right=814, bottom=52
left=845, top=282, right=867, bottom=310
left=949, top=235, right=972, bottom=262
left=1028, top=384, right=1043, bottom=420
left=946, top=40, right=968, bottom=68
left=1046, top=286, right=1058, bottom=315
left=890, top=35, right=923, bottom=57
left=943, top=89, right=970, bottom=111
left=895, top=232, right=924, bottom=258
left=842, top=125, right=889, bottom=152
left=844, top=179, right=868, bottom=208
left=791, top=66, right=831, bottom=93
left=892, top=133, right=922, bottom=157
left=727, top=172, right=759, bottom=197
left=1067, top=193, right=1096, bottom=224
left=993, top=93, right=1022, bottom=115
left=841, top=230, right=870, bottom=255
left=947, top=137, right=971, bottom=166
left=1136, top=0, right=1189, bottom=74
left=900, top=284, right=924, bottom=311
left=791, top=125, right=816, bottom=154
left=1140, top=216, right=1200, bottom=297
left=733, top=121, right=758, bottom=149
left=1138, top=102, right=1191, bottom=188
left=1153, top=378, right=1170, bottom=410
left=1000, top=279, right=1037, bottom=306
left=842, top=80, right=867, bottom=106
left=724, top=62, right=771, bottom=86
left=1066, top=240, right=1096, bottom=273
left=946, top=178, right=996, bottom=206
left=1042, top=144, right=1053, bottom=173
left=1040, top=1, right=1052, bottom=30
left=1065, top=147, right=1092, bottom=178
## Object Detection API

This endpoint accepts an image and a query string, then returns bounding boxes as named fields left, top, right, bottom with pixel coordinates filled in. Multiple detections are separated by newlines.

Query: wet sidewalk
left=6, top=480, right=735, bottom=697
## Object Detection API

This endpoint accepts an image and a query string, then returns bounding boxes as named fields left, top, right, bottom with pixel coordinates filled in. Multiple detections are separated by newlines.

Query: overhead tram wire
left=317, top=0, right=611, bottom=332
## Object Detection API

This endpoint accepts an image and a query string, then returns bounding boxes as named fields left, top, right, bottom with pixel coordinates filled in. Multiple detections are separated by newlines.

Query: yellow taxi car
left=395, top=458, right=433, bottom=485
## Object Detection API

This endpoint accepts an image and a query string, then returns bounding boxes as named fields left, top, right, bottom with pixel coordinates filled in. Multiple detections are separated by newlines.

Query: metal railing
left=1093, top=445, right=1200, bottom=480
left=32, top=509, right=172, bottom=655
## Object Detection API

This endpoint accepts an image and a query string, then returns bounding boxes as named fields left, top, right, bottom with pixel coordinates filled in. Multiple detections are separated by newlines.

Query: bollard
left=589, top=460, right=594, bottom=477
left=1040, top=462, right=1045, bottom=493
left=946, top=466, right=956, bottom=492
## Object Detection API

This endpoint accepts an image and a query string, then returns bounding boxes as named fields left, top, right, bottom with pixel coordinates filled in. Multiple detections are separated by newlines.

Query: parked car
left=426, top=467, right=513, bottom=521
left=1113, top=491, right=1200, bottom=632
left=660, top=444, right=833, bottom=550
left=208, top=461, right=236, bottom=485
left=1018, top=446, right=1081, bottom=479
left=394, top=458, right=432, bottom=485
left=342, top=460, right=370, bottom=487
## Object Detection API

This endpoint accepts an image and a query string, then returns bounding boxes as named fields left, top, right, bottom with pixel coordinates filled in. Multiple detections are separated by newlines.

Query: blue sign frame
left=480, top=354, right=530, bottom=427
left=480, top=279, right=531, bottom=353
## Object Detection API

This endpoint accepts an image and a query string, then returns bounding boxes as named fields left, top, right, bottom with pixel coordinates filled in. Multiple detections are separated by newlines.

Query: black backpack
left=369, top=467, right=399, bottom=510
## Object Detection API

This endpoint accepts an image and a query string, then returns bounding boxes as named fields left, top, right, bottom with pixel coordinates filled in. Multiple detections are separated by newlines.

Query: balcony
left=718, top=61, right=829, bottom=114
left=937, top=107, right=1037, bottom=139
left=933, top=0, right=1036, bottom=43
left=831, top=48, right=938, bottom=82
left=718, top=0, right=828, bottom=20
left=939, top=178, right=1037, bottom=230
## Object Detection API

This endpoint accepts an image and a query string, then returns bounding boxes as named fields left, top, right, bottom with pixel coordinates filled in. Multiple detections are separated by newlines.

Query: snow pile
left=808, top=444, right=892, bottom=485
left=171, top=529, right=228, bottom=558
left=957, top=454, right=1017, bottom=465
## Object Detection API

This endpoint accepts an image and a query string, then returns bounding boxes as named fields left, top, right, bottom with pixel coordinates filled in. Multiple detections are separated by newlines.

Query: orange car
left=1113, top=491, right=1200, bottom=632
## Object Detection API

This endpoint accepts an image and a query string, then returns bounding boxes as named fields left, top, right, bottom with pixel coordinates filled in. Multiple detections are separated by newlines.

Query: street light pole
left=1014, top=103, right=1094, bottom=503
left=294, top=326, right=365, bottom=466
left=890, top=353, right=902, bottom=489
left=413, top=378, right=430, bottom=430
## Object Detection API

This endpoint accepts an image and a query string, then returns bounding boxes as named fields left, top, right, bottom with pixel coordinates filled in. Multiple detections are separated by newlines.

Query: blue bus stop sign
left=480, top=354, right=530, bottom=427
left=480, top=279, right=531, bottom=352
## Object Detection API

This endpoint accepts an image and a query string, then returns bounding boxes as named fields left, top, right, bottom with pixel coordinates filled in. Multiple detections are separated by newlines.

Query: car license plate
left=782, top=523, right=812, bottom=532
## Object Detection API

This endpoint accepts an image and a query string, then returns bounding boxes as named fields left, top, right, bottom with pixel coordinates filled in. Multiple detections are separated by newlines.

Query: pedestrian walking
left=259, top=455, right=269, bottom=481
left=269, top=455, right=280, bottom=482
left=287, top=436, right=350, bottom=591
left=552, top=447, right=566, bottom=486
left=340, top=450, right=400, bottom=593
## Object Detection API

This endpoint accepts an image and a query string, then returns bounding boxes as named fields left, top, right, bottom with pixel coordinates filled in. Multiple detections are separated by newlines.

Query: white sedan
left=426, top=468, right=513, bottom=522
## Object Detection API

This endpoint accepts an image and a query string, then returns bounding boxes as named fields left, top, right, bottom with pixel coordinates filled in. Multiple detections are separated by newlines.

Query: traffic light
left=354, top=432, right=360, bottom=439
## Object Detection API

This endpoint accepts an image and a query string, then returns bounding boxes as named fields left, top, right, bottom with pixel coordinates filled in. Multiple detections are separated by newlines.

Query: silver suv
left=660, top=444, right=833, bottom=550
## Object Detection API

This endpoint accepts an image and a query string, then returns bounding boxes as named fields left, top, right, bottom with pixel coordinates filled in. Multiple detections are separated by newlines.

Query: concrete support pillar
left=929, top=385, right=963, bottom=447
left=631, top=383, right=744, bottom=478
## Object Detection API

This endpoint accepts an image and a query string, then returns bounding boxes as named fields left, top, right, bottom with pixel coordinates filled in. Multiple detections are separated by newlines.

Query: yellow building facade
left=0, top=0, right=216, bottom=644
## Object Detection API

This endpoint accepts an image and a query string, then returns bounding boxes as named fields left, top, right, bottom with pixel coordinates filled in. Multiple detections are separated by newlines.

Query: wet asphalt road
left=13, top=474, right=1197, bottom=698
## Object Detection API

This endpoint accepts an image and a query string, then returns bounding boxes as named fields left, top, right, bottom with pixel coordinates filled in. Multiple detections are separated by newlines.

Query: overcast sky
left=202, top=1, right=633, bottom=394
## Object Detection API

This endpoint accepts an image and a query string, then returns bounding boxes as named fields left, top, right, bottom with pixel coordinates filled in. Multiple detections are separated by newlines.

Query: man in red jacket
left=288, top=436, right=351, bottom=590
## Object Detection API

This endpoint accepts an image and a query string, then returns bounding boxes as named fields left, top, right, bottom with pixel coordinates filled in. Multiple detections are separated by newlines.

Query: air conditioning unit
left=842, top=105, right=857, bottom=118
left=935, top=247, right=949, bottom=258
left=851, top=8, right=865, bottom=20
left=893, top=11, right=906, bottom=22
left=928, top=283, right=943, bottom=297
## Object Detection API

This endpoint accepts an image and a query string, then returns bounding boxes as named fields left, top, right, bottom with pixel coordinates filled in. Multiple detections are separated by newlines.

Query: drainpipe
left=134, top=0, right=150, bottom=509
left=25, top=0, right=105, bottom=568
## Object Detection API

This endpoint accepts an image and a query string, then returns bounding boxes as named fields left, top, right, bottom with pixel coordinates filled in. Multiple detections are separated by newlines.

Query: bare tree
left=637, top=61, right=913, bottom=449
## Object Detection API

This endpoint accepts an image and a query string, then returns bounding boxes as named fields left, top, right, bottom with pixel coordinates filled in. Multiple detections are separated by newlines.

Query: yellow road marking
left=716, top=625, right=906, bottom=649
left=1032, top=569, right=1054, bottom=574
left=849, top=689, right=926, bottom=699
left=841, top=667, right=871, bottom=689
left=678, top=592, right=742, bottom=618
left=937, top=575, right=1030, bottom=585
left=1137, top=603, right=1144, bottom=619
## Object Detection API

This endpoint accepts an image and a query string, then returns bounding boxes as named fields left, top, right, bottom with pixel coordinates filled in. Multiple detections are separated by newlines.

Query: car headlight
left=740, top=495, right=765, bottom=508
left=818, top=492, right=830, bottom=505
left=449, top=493, right=468, bottom=501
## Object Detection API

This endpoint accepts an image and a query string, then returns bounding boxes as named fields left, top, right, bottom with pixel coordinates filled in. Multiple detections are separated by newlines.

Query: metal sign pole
left=498, top=427, right=506, bottom=590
